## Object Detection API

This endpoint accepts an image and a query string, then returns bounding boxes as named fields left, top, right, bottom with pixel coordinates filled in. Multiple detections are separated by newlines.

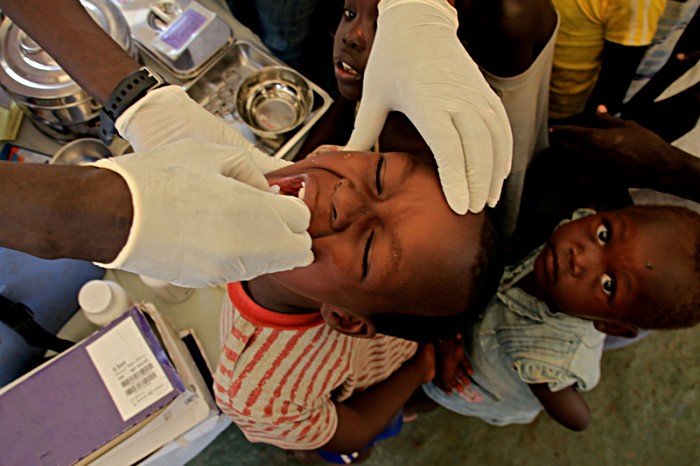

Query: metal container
left=235, top=66, right=313, bottom=139
left=116, top=0, right=233, bottom=83
left=50, top=138, right=112, bottom=165
left=187, top=40, right=333, bottom=159
left=0, top=0, right=135, bottom=141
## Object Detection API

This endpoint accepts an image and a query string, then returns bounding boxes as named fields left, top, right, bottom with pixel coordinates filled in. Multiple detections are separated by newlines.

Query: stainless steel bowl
left=50, top=138, right=112, bottom=165
left=235, top=66, right=314, bottom=139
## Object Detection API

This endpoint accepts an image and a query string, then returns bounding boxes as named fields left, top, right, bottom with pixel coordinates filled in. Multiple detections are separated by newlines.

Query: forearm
left=0, top=162, right=132, bottom=262
left=586, top=42, right=647, bottom=116
left=0, top=0, right=140, bottom=105
left=529, top=383, right=591, bottom=431
left=322, top=357, right=427, bottom=453
left=656, top=145, right=700, bottom=203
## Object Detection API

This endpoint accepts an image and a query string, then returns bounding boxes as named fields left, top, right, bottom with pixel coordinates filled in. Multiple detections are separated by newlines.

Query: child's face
left=333, top=0, right=379, bottom=101
left=532, top=208, right=694, bottom=325
left=265, top=150, right=484, bottom=318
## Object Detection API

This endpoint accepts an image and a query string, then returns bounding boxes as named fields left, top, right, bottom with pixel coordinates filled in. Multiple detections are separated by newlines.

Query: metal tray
left=116, top=0, right=233, bottom=82
left=185, top=39, right=333, bottom=159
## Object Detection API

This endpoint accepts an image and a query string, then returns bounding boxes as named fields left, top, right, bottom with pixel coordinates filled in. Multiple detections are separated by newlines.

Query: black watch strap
left=99, top=67, right=165, bottom=145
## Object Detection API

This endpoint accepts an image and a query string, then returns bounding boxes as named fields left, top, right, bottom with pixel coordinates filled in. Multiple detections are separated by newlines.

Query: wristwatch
left=98, top=67, right=165, bottom=145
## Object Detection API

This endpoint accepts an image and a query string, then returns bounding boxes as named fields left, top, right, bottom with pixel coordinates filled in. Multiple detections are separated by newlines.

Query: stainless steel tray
left=116, top=0, right=234, bottom=82
left=185, top=39, right=333, bottom=159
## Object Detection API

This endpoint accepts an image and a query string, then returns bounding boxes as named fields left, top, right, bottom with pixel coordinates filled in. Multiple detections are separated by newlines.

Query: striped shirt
left=213, top=282, right=418, bottom=450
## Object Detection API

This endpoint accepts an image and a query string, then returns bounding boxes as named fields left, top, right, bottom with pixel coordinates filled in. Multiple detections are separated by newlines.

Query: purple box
left=0, top=307, right=184, bottom=465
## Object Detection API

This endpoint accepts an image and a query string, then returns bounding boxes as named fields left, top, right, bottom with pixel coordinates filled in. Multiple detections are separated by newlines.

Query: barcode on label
left=121, top=362, right=156, bottom=396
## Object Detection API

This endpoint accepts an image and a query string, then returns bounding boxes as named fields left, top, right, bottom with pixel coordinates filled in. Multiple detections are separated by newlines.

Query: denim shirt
left=423, top=210, right=605, bottom=426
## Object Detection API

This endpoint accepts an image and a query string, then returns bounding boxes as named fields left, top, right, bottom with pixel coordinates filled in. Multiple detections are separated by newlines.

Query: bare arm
left=528, top=383, right=591, bottom=431
left=320, top=344, right=434, bottom=453
left=0, top=162, right=132, bottom=262
left=549, top=107, right=700, bottom=204
left=0, top=0, right=140, bottom=105
left=584, top=41, right=648, bottom=117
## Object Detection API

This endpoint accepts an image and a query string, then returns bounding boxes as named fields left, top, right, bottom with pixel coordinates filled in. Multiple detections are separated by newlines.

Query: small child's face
left=333, top=0, right=379, bottom=101
left=532, top=208, right=694, bottom=325
left=265, top=150, right=484, bottom=317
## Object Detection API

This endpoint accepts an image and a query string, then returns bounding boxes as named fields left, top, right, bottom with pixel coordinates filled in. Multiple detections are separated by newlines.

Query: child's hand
left=307, top=144, right=341, bottom=158
left=434, top=335, right=472, bottom=394
left=549, top=106, right=681, bottom=185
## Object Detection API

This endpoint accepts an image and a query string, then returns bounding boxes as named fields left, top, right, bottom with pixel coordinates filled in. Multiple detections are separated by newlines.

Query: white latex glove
left=346, top=0, right=513, bottom=214
left=115, top=85, right=292, bottom=175
left=90, top=139, right=312, bottom=287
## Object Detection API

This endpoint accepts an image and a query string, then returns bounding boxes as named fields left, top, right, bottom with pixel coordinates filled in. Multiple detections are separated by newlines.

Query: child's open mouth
left=269, top=176, right=306, bottom=200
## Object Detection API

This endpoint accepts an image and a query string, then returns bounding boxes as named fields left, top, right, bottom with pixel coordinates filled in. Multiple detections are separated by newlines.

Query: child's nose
left=332, top=179, right=372, bottom=231
left=570, top=243, right=601, bottom=278
left=342, top=28, right=366, bottom=51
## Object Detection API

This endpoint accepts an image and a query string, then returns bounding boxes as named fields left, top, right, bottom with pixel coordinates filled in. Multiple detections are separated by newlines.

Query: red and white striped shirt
left=213, top=282, right=418, bottom=450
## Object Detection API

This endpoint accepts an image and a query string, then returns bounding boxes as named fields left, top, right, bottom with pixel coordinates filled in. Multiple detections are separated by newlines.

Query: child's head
left=532, top=205, right=700, bottom=336
left=333, top=0, right=379, bottom=101
left=262, top=149, right=503, bottom=342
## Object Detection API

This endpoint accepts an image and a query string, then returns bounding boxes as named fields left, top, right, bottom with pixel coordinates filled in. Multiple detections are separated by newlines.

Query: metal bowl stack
left=235, top=66, right=314, bottom=139
left=0, top=0, right=135, bottom=141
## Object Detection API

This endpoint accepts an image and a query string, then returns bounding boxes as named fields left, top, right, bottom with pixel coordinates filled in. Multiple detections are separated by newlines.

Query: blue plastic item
left=0, top=248, right=105, bottom=386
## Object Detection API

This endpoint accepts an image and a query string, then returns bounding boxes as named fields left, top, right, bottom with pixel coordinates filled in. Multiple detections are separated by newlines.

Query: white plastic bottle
left=138, top=274, right=194, bottom=303
left=78, top=280, right=135, bottom=327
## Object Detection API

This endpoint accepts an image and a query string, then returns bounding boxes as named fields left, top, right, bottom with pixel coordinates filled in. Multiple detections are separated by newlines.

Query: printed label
left=160, top=9, right=208, bottom=49
left=87, top=317, right=174, bottom=421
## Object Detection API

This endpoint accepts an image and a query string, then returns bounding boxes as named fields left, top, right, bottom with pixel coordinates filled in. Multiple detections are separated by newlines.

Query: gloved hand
left=90, top=139, right=312, bottom=287
left=345, top=0, right=512, bottom=214
left=115, top=85, right=292, bottom=175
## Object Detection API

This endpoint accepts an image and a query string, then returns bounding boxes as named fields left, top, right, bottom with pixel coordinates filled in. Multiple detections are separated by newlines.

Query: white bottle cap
left=78, top=280, right=133, bottom=327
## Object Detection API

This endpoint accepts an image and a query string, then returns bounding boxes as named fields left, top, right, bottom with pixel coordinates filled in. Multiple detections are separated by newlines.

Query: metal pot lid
left=0, top=0, right=132, bottom=100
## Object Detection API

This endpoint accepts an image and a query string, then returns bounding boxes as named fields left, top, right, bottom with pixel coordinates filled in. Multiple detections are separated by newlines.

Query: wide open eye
left=343, top=8, right=356, bottom=20
left=596, top=222, right=611, bottom=245
left=600, top=273, right=615, bottom=297
left=375, top=154, right=385, bottom=195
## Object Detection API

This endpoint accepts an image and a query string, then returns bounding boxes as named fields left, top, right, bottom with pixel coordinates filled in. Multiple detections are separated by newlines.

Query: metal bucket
left=0, top=0, right=136, bottom=141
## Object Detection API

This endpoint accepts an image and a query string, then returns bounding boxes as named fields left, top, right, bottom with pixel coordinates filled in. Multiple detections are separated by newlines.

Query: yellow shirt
left=549, top=0, right=667, bottom=119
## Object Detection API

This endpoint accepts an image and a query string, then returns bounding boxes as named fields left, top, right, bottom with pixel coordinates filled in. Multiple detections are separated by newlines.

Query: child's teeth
left=269, top=184, right=281, bottom=194
left=298, top=181, right=306, bottom=201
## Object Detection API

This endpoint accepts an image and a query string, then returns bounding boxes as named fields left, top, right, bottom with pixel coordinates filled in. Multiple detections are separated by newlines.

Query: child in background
left=549, top=0, right=667, bottom=123
left=417, top=205, right=700, bottom=431
left=298, top=0, right=559, bottom=236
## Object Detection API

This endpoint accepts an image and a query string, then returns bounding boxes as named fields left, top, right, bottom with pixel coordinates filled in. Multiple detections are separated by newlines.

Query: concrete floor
left=187, top=325, right=700, bottom=466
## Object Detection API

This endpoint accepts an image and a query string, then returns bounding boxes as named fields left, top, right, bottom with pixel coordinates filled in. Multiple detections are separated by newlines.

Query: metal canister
left=0, top=0, right=135, bottom=141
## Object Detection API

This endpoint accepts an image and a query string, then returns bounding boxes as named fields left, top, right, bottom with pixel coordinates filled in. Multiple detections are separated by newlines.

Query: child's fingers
left=677, top=50, right=700, bottom=62
left=594, top=105, right=627, bottom=128
left=307, top=144, right=341, bottom=158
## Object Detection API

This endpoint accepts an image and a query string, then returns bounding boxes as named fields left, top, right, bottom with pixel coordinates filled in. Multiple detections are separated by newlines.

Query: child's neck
left=244, top=275, right=321, bottom=314
left=517, top=272, right=555, bottom=309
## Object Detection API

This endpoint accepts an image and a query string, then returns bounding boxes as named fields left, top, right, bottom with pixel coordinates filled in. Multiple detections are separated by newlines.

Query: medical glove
left=345, top=0, right=513, bottom=214
left=90, top=139, right=312, bottom=287
left=115, top=85, right=293, bottom=175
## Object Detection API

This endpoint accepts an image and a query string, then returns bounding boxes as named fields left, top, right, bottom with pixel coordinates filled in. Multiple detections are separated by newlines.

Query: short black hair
left=628, top=205, right=700, bottom=330
left=371, top=208, right=504, bottom=342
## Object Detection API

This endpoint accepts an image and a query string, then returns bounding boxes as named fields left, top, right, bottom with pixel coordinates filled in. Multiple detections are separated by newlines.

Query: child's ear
left=320, top=304, right=376, bottom=338
left=593, top=320, right=639, bottom=338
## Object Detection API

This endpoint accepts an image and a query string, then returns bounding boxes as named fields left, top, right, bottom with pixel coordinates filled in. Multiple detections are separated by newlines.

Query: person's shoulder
left=495, top=0, right=556, bottom=42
